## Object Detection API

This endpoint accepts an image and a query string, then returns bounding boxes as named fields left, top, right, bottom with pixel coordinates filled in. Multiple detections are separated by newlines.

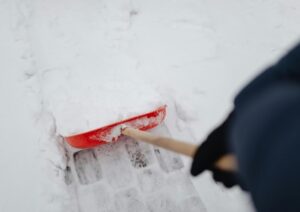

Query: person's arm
left=191, top=112, right=244, bottom=188
left=191, top=42, right=300, bottom=189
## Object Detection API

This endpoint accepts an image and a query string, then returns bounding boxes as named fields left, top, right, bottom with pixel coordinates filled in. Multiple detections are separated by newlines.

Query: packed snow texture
left=44, top=76, right=163, bottom=136
left=98, top=125, right=124, bottom=143
left=1, top=0, right=300, bottom=212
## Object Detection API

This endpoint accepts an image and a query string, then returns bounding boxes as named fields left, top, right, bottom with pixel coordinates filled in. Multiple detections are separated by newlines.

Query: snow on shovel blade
left=64, top=105, right=167, bottom=149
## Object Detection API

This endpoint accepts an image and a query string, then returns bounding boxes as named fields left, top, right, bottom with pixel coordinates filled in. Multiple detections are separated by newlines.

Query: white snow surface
left=45, top=77, right=163, bottom=136
left=0, top=0, right=300, bottom=212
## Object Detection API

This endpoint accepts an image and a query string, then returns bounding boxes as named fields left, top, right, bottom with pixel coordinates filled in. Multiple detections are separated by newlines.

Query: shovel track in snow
left=64, top=124, right=206, bottom=212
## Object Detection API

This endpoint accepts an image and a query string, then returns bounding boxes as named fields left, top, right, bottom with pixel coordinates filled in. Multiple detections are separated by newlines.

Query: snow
left=44, top=77, right=163, bottom=136
left=100, top=125, right=124, bottom=143
left=0, top=0, right=300, bottom=212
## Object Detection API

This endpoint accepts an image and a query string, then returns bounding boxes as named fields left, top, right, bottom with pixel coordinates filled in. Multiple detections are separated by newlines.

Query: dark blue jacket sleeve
left=234, top=42, right=300, bottom=107
left=230, top=42, right=300, bottom=211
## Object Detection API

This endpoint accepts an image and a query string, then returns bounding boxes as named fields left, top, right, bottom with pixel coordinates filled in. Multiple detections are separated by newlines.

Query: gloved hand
left=191, top=112, right=244, bottom=189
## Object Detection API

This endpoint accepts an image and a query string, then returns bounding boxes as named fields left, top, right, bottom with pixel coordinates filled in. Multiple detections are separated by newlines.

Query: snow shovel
left=65, top=105, right=167, bottom=149
left=64, top=105, right=236, bottom=171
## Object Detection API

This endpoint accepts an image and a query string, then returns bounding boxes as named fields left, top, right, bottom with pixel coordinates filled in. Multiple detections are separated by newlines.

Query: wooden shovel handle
left=122, top=127, right=237, bottom=171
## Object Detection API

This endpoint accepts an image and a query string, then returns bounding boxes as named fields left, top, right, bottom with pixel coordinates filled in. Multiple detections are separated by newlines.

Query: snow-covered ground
left=1, top=0, right=300, bottom=211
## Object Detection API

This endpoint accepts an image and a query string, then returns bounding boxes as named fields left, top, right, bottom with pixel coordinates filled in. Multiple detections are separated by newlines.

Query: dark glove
left=191, top=112, right=243, bottom=188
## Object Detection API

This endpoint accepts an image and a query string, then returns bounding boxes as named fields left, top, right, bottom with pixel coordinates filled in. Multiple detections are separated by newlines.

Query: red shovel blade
left=64, top=105, right=167, bottom=149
